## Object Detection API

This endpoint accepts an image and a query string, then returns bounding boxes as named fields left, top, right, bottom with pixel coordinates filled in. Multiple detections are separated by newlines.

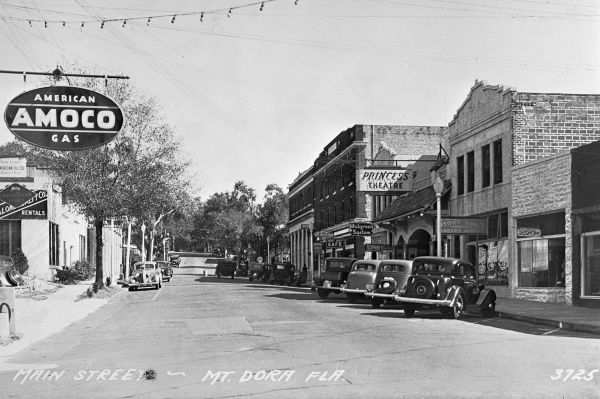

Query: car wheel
left=403, top=305, right=415, bottom=318
left=317, top=289, right=329, bottom=299
left=451, top=295, right=465, bottom=319
left=371, top=298, right=382, bottom=308
left=347, top=293, right=357, bottom=304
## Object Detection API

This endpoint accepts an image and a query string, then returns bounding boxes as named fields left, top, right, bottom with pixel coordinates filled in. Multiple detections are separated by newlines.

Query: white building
left=0, top=157, right=122, bottom=283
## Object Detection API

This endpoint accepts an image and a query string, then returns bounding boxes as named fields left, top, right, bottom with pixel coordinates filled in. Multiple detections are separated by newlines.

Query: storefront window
left=582, top=233, right=600, bottom=296
left=0, top=221, right=21, bottom=257
left=477, top=240, right=508, bottom=285
left=518, top=238, right=565, bottom=287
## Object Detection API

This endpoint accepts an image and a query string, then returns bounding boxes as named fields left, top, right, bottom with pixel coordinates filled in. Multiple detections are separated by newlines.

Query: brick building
left=449, top=80, right=600, bottom=302
left=287, top=124, right=446, bottom=276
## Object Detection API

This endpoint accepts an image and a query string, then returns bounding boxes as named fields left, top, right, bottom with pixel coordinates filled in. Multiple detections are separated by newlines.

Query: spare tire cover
left=411, top=277, right=435, bottom=299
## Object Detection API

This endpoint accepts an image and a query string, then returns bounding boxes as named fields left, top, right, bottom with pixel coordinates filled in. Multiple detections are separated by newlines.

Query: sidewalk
left=0, top=281, right=124, bottom=361
left=495, top=297, right=600, bottom=335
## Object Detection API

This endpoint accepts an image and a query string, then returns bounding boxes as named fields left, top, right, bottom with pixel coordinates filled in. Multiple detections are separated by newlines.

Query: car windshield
left=413, top=261, right=473, bottom=276
left=353, top=263, right=376, bottom=271
left=325, top=260, right=352, bottom=272
left=381, top=263, right=407, bottom=273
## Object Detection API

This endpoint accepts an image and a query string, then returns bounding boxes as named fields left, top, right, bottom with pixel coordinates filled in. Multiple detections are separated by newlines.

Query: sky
left=0, top=0, right=599, bottom=201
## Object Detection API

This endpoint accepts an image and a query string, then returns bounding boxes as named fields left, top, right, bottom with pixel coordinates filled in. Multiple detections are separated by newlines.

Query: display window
left=516, top=212, right=566, bottom=288
left=518, top=237, right=565, bottom=287
left=582, top=232, right=600, bottom=297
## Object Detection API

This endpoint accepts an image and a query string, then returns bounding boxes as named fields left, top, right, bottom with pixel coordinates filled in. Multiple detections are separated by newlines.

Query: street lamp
left=141, top=222, right=146, bottom=262
left=124, top=216, right=134, bottom=279
left=431, top=169, right=444, bottom=257
left=149, top=210, right=175, bottom=261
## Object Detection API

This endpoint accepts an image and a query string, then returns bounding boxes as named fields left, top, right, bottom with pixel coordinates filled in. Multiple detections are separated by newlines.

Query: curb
left=496, top=311, right=600, bottom=336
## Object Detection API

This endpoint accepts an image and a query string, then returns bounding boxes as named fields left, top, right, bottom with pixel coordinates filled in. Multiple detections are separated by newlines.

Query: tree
left=30, top=70, right=191, bottom=288
left=256, top=184, right=288, bottom=259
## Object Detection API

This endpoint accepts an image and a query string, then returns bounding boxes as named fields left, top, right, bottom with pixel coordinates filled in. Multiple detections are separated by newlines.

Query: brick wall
left=360, top=125, right=446, bottom=160
left=513, top=93, right=600, bottom=165
left=512, top=152, right=572, bottom=217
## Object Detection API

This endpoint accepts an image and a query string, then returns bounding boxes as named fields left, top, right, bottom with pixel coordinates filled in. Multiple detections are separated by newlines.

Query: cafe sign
left=325, top=239, right=344, bottom=249
left=4, top=86, right=124, bottom=151
left=357, top=168, right=412, bottom=193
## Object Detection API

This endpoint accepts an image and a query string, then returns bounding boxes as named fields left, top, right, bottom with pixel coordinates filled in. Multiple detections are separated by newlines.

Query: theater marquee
left=357, top=168, right=413, bottom=193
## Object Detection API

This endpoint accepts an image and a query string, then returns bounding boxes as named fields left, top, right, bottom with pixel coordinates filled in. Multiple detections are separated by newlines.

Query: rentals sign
left=4, top=86, right=124, bottom=151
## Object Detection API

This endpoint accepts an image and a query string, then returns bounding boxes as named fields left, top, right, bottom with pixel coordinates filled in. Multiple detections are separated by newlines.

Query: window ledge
left=580, top=296, right=600, bottom=300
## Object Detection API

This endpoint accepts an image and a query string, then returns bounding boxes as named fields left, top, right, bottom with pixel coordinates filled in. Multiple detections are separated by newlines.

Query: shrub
left=72, top=260, right=94, bottom=281
left=55, top=260, right=94, bottom=284
left=11, top=248, right=28, bottom=274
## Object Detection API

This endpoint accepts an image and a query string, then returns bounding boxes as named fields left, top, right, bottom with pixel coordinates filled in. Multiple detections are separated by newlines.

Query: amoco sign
left=4, top=86, right=124, bottom=151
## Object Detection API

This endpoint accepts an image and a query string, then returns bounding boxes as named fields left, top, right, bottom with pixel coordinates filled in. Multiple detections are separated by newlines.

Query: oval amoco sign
left=4, top=86, right=124, bottom=151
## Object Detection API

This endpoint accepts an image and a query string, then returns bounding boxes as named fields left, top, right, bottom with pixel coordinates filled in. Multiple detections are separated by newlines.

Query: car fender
left=476, top=289, right=496, bottom=310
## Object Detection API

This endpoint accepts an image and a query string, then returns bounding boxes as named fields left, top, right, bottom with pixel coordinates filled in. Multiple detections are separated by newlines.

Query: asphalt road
left=1, top=258, right=600, bottom=398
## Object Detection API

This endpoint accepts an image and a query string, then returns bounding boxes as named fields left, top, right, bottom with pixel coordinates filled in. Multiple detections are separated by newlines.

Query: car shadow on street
left=193, top=277, right=250, bottom=284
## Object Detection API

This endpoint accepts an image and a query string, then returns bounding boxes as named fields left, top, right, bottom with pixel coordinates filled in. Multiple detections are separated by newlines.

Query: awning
left=373, top=180, right=451, bottom=224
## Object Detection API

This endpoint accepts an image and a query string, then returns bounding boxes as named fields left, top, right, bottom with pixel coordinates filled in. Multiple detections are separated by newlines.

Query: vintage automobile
left=126, top=262, right=163, bottom=291
left=215, top=259, right=237, bottom=279
left=169, top=255, right=181, bottom=268
left=0, top=255, right=23, bottom=287
left=365, top=259, right=413, bottom=308
left=340, top=260, right=380, bottom=303
left=248, top=261, right=268, bottom=282
left=270, top=262, right=297, bottom=285
left=236, top=260, right=249, bottom=277
left=261, top=264, right=273, bottom=283
left=393, top=256, right=497, bottom=319
left=156, top=260, right=173, bottom=282
left=315, top=257, right=357, bottom=299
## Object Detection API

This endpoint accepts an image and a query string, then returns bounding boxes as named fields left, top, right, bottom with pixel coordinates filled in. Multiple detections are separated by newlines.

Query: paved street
left=1, top=259, right=600, bottom=398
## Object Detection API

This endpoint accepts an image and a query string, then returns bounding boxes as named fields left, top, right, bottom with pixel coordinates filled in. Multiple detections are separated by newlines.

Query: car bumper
left=365, top=292, right=397, bottom=300
left=393, top=296, right=453, bottom=306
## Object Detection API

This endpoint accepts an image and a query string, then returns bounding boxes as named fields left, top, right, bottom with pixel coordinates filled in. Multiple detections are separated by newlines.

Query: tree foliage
left=192, top=182, right=288, bottom=261
left=26, top=69, right=191, bottom=286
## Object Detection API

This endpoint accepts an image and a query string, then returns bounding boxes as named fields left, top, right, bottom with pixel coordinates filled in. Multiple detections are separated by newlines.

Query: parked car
left=365, top=259, right=413, bottom=308
left=236, top=260, right=249, bottom=277
left=126, top=262, right=163, bottom=291
left=261, top=264, right=273, bottom=283
left=156, top=260, right=173, bottom=282
left=216, top=259, right=237, bottom=279
left=248, top=261, right=268, bottom=282
left=340, top=260, right=380, bottom=303
left=315, top=257, right=357, bottom=299
left=169, top=255, right=181, bottom=268
left=270, top=263, right=297, bottom=285
left=394, top=256, right=497, bottom=319
left=0, top=255, right=23, bottom=287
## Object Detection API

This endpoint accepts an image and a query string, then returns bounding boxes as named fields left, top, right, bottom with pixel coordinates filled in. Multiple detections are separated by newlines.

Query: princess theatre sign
left=4, top=86, right=124, bottom=151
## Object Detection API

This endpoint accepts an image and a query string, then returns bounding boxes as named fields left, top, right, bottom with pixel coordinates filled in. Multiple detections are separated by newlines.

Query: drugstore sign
left=4, top=86, right=124, bottom=151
